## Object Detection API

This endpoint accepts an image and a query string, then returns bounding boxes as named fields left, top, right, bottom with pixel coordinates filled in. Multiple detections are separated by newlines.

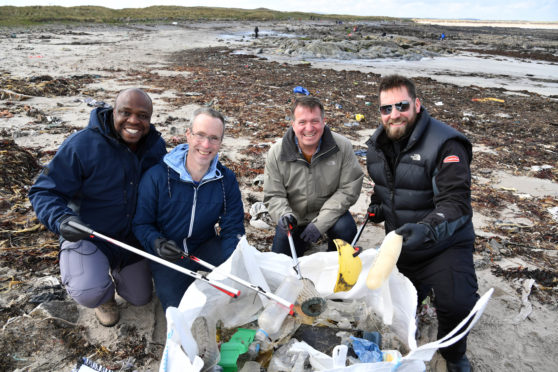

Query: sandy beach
left=0, top=20, right=557, bottom=371
left=413, top=19, right=558, bottom=30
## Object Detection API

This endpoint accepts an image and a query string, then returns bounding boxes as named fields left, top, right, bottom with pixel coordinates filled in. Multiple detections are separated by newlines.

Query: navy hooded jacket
left=28, top=107, right=166, bottom=266
left=132, top=144, right=245, bottom=258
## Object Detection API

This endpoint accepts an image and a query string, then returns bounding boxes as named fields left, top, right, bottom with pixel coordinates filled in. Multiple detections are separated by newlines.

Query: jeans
left=271, top=211, right=357, bottom=258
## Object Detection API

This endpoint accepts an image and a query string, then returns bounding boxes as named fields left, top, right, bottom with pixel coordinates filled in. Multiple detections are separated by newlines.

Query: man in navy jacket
left=133, top=107, right=245, bottom=311
left=366, top=75, right=478, bottom=372
left=29, top=88, right=166, bottom=326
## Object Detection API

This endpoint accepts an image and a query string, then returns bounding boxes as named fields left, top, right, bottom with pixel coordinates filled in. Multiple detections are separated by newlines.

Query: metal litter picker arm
left=287, top=228, right=302, bottom=279
left=67, top=221, right=240, bottom=298
left=286, top=224, right=327, bottom=317
left=351, top=211, right=373, bottom=248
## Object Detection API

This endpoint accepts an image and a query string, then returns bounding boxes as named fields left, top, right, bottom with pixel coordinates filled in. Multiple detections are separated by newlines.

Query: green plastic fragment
left=218, top=328, right=257, bottom=372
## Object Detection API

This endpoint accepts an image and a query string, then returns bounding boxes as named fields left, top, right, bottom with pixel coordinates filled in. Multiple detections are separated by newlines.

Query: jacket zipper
left=183, top=175, right=222, bottom=247
left=188, top=186, right=198, bottom=239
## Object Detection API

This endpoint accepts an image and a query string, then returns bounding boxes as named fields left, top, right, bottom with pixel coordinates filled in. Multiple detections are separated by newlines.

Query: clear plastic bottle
left=248, top=336, right=261, bottom=357
left=254, top=328, right=272, bottom=353
left=257, top=275, right=303, bottom=341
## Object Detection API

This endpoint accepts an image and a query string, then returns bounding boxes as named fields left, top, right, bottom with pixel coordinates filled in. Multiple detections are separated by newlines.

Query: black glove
left=278, top=213, right=297, bottom=232
left=300, top=223, right=321, bottom=243
left=395, top=223, right=435, bottom=250
left=154, top=238, right=183, bottom=262
left=367, top=203, right=384, bottom=224
left=59, top=215, right=90, bottom=242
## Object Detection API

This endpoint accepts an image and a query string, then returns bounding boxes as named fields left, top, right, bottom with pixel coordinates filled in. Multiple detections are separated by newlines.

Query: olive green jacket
left=263, top=126, right=364, bottom=234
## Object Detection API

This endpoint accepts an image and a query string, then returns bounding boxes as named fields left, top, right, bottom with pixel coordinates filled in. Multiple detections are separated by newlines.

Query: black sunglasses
left=379, top=101, right=411, bottom=115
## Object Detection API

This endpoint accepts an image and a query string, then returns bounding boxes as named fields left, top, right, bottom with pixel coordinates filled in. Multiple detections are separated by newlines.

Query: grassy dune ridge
left=0, top=5, right=399, bottom=26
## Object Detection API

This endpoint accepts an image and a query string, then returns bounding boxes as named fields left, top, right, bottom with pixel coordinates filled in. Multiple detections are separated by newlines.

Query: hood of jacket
left=89, top=107, right=116, bottom=138
left=164, top=143, right=221, bottom=182
left=88, top=107, right=160, bottom=153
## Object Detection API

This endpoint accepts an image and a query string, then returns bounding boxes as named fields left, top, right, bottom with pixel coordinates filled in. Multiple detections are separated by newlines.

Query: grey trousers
left=60, top=240, right=153, bottom=308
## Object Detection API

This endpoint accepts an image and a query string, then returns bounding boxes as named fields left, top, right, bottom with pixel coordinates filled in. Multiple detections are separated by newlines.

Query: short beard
left=386, top=121, right=410, bottom=141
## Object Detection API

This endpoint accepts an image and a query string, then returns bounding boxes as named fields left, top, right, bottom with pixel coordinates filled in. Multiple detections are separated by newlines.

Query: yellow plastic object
left=333, top=239, right=362, bottom=293
left=355, top=114, right=365, bottom=122
left=366, top=231, right=403, bottom=290
left=471, top=97, right=505, bottom=103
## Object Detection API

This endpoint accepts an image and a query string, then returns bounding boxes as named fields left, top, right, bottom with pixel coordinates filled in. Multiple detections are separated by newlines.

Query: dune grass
left=0, top=5, right=400, bottom=27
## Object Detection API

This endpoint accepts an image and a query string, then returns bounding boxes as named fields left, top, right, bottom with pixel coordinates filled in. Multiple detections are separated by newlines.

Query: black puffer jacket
left=366, top=108, right=475, bottom=265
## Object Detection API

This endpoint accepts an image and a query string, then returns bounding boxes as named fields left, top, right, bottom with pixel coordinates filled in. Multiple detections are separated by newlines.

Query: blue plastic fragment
left=293, top=86, right=310, bottom=95
left=350, top=336, right=383, bottom=363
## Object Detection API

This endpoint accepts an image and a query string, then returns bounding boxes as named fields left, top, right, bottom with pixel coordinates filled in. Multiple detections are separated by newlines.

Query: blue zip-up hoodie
left=28, top=107, right=166, bottom=266
left=132, top=144, right=245, bottom=257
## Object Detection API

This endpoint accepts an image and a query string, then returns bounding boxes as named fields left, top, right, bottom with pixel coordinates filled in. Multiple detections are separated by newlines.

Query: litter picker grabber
left=350, top=211, right=373, bottom=255
left=287, top=225, right=327, bottom=317
left=333, top=211, right=373, bottom=293
left=67, top=221, right=240, bottom=298
left=167, top=240, right=295, bottom=314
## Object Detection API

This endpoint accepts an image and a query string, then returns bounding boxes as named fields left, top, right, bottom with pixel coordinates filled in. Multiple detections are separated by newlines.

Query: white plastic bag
left=159, top=236, right=493, bottom=372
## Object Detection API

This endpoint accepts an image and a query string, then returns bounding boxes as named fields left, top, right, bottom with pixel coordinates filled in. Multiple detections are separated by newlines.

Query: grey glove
left=300, top=223, right=321, bottom=243
left=395, top=223, right=435, bottom=250
left=367, top=203, right=385, bottom=224
left=278, top=213, right=297, bottom=232
left=154, top=238, right=183, bottom=262
left=59, top=215, right=90, bottom=242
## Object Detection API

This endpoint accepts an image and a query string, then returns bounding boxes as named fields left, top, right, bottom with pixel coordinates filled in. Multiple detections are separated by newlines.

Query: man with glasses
left=366, top=75, right=478, bottom=372
left=29, top=88, right=166, bottom=327
left=133, top=107, right=245, bottom=310
left=264, top=96, right=363, bottom=257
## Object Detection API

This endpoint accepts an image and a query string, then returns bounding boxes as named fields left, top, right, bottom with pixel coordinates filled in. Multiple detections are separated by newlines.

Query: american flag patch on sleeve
left=443, top=155, right=460, bottom=163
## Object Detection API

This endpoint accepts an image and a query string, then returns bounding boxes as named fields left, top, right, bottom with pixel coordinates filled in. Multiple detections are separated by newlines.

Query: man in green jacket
left=264, top=96, right=364, bottom=257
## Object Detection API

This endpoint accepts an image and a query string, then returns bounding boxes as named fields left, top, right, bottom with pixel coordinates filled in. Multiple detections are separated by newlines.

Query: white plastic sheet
left=160, top=236, right=493, bottom=372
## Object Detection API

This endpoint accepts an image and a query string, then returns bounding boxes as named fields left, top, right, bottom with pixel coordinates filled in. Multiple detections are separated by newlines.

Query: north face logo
left=410, top=154, right=421, bottom=161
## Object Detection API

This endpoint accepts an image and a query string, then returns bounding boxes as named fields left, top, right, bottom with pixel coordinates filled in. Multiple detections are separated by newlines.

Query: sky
left=1, top=0, right=557, bottom=22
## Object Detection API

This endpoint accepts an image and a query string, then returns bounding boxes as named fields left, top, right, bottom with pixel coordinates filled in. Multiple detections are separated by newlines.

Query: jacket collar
left=164, top=144, right=221, bottom=182
left=404, top=107, right=430, bottom=152
left=280, top=125, right=338, bottom=162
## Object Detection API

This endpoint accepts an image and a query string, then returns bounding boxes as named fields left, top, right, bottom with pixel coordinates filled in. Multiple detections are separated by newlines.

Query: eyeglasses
left=191, top=131, right=222, bottom=145
left=379, top=101, right=411, bottom=115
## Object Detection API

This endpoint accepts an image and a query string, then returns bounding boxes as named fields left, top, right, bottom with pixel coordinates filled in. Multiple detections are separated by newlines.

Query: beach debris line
left=0, top=73, right=99, bottom=97
left=0, top=139, right=42, bottom=194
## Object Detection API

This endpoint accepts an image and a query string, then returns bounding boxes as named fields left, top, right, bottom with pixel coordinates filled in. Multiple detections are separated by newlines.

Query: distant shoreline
left=413, top=18, right=558, bottom=29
